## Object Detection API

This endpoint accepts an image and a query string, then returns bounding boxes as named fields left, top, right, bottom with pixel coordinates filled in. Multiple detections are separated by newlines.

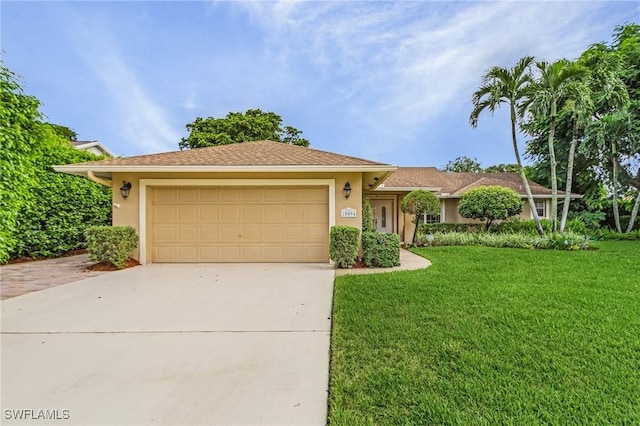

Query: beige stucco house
left=55, top=140, right=562, bottom=264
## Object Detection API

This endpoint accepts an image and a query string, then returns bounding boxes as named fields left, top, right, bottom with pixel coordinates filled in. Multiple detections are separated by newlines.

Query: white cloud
left=230, top=1, right=632, bottom=161
left=65, top=12, right=181, bottom=154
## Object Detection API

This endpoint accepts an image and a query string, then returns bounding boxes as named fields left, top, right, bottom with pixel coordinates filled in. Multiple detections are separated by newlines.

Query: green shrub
left=329, top=226, right=360, bottom=269
left=458, top=186, right=523, bottom=230
left=418, top=222, right=482, bottom=234
left=362, top=198, right=374, bottom=233
left=362, top=231, right=401, bottom=268
left=495, top=218, right=553, bottom=235
left=400, top=190, right=440, bottom=243
left=85, top=226, right=138, bottom=269
left=422, top=231, right=590, bottom=250
left=593, top=229, right=640, bottom=241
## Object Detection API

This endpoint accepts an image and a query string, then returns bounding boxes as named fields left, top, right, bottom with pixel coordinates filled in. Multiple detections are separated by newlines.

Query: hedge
left=362, top=231, right=401, bottom=268
left=329, top=226, right=360, bottom=268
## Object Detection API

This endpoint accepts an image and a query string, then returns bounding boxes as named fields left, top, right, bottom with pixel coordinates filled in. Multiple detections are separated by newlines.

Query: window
left=421, top=212, right=441, bottom=224
left=381, top=206, right=387, bottom=228
left=535, top=200, right=546, bottom=218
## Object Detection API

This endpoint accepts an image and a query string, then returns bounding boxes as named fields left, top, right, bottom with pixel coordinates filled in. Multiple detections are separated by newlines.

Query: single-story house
left=55, top=140, right=567, bottom=264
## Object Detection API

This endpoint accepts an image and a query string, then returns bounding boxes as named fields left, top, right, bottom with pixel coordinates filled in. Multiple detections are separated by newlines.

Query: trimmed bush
left=362, top=198, right=374, bottom=233
left=400, top=190, right=440, bottom=244
left=362, top=231, right=401, bottom=268
left=420, top=231, right=590, bottom=250
left=458, top=186, right=523, bottom=230
left=330, top=226, right=360, bottom=269
left=85, top=226, right=138, bottom=269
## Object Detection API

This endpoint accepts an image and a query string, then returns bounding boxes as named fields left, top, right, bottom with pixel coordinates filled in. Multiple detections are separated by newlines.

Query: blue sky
left=2, top=1, right=637, bottom=168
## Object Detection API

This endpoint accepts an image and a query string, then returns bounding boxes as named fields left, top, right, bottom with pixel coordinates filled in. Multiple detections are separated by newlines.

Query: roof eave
left=53, top=164, right=398, bottom=176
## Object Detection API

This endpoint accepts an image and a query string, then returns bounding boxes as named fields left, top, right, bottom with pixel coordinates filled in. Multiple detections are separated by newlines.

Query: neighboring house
left=368, top=167, right=577, bottom=243
left=54, top=140, right=571, bottom=265
left=71, top=140, right=115, bottom=157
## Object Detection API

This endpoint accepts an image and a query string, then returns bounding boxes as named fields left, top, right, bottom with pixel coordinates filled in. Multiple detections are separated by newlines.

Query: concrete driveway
left=1, top=263, right=335, bottom=425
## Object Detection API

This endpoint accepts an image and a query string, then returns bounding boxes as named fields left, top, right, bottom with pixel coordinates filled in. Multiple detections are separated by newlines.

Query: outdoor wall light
left=343, top=182, right=352, bottom=199
left=120, top=181, right=132, bottom=199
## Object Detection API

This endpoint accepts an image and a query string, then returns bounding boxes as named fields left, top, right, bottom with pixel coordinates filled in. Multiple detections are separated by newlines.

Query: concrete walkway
left=1, top=263, right=334, bottom=425
left=335, top=249, right=431, bottom=276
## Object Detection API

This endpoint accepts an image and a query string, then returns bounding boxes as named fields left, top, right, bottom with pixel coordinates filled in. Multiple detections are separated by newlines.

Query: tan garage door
left=150, top=186, right=329, bottom=263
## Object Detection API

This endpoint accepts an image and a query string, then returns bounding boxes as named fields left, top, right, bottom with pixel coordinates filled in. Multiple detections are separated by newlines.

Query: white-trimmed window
left=534, top=200, right=546, bottom=218
left=421, top=212, right=441, bottom=224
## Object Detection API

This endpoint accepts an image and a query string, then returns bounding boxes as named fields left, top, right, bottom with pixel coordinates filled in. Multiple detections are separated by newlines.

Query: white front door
left=372, top=199, right=393, bottom=233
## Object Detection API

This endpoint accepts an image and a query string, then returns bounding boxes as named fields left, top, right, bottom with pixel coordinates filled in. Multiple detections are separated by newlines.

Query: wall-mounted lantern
left=343, top=182, right=352, bottom=199
left=120, top=181, right=132, bottom=199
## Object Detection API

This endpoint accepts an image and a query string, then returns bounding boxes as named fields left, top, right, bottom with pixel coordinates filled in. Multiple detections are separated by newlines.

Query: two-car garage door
left=150, top=186, right=329, bottom=263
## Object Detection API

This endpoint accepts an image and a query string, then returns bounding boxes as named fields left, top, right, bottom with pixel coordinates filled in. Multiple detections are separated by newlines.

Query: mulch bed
left=87, top=258, right=140, bottom=271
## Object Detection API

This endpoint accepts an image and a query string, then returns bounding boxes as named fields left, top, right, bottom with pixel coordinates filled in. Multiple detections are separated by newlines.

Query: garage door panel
left=154, top=206, right=176, bottom=223
left=284, top=206, right=305, bottom=222
left=151, top=186, right=328, bottom=263
left=243, top=207, right=261, bottom=222
left=199, top=227, right=218, bottom=241
left=199, top=246, right=220, bottom=261
left=177, top=227, right=197, bottom=242
left=221, top=226, right=241, bottom=242
left=154, top=227, right=175, bottom=241
left=263, top=207, right=282, bottom=223
left=154, top=188, right=176, bottom=202
left=199, top=188, right=220, bottom=202
left=178, top=206, right=197, bottom=223
left=177, top=188, right=198, bottom=202
left=199, top=206, right=218, bottom=223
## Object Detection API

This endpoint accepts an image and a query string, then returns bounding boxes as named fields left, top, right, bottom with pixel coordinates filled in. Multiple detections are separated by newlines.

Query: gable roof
left=55, top=140, right=397, bottom=182
left=70, top=140, right=115, bottom=157
left=379, top=167, right=570, bottom=198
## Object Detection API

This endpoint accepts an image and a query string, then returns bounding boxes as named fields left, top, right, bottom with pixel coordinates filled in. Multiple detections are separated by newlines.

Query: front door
left=371, top=199, right=393, bottom=233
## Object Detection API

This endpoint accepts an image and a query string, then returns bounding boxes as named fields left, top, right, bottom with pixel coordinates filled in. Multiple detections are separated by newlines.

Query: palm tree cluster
left=470, top=23, right=639, bottom=235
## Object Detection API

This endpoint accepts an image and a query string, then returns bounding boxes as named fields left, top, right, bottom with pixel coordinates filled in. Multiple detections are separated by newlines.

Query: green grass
left=329, top=241, right=640, bottom=425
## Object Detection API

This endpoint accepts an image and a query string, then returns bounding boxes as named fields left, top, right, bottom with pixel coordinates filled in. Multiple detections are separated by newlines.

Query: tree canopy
left=179, top=109, right=310, bottom=150
left=0, top=62, right=111, bottom=262
left=442, top=156, right=483, bottom=173
left=458, top=186, right=523, bottom=230
left=400, top=190, right=440, bottom=243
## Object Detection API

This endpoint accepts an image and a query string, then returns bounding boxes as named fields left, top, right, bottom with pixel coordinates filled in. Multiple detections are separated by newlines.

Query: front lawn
left=329, top=241, right=640, bottom=425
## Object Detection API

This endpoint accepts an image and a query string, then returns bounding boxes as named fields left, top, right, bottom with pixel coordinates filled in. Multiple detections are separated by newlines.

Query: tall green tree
left=179, top=109, right=310, bottom=149
left=442, top=156, right=483, bottom=173
left=469, top=56, right=545, bottom=236
left=525, top=59, right=586, bottom=232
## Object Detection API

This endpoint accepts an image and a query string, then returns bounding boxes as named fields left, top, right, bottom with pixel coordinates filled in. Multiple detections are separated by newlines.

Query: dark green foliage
left=329, top=226, right=360, bottom=269
left=1, top=63, right=111, bottom=262
left=0, top=63, right=41, bottom=261
left=361, top=231, right=400, bottom=268
left=85, top=226, right=138, bottom=269
left=179, top=109, right=309, bottom=149
left=458, top=186, right=523, bottom=229
left=442, top=155, right=482, bottom=172
left=11, top=126, right=111, bottom=259
left=361, top=198, right=374, bottom=233
left=400, top=190, right=440, bottom=244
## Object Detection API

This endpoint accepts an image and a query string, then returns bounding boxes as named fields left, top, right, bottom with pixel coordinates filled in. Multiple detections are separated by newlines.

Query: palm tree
left=525, top=60, right=586, bottom=232
left=559, top=85, right=593, bottom=233
left=470, top=56, right=545, bottom=236
left=584, top=110, right=633, bottom=232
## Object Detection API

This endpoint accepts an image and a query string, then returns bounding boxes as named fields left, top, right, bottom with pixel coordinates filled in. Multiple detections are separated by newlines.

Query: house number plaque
left=341, top=207, right=357, bottom=218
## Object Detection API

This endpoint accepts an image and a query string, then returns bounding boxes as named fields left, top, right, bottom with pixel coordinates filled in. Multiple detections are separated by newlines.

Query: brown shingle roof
left=70, top=140, right=389, bottom=167
left=382, top=167, right=557, bottom=196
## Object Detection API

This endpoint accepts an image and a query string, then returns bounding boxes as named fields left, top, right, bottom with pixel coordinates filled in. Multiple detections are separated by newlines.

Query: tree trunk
left=626, top=191, right=640, bottom=233
left=548, top=100, right=558, bottom=232
left=612, top=142, right=622, bottom=233
left=511, top=105, right=544, bottom=236
left=560, top=117, right=579, bottom=233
